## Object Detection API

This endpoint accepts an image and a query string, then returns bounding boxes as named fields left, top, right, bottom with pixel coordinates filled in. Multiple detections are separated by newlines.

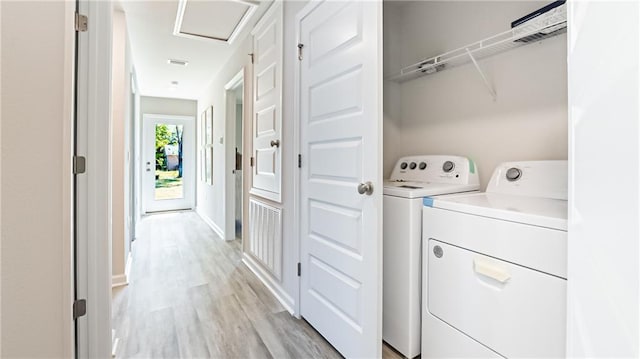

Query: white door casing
left=298, top=1, right=383, bottom=358
left=225, top=69, right=245, bottom=241
left=142, top=114, right=195, bottom=213
left=251, top=1, right=283, bottom=203
left=75, top=0, right=113, bottom=357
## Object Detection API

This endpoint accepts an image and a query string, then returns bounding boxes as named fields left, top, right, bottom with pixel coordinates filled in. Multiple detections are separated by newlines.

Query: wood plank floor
left=113, top=211, right=403, bottom=359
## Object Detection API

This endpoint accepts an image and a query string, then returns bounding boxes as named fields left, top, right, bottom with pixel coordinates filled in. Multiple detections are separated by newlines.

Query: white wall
left=383, top=1, right=403, bottom=179
left=112, top=9, right=136, bottom=285
left=567, top=1, right=640, bottom=357
left=124, top=17, right=135, bottom=262
left=385, top=1, right=568, bottom=187
left=140, top=96, right=197, bottom=118
left=195, top=36, right=251, bottom=239
left=1, top=1, right=74, bottom=356
left=111, top=10, right=127, bottom=282
left=0, top=2, right=3, bottom=353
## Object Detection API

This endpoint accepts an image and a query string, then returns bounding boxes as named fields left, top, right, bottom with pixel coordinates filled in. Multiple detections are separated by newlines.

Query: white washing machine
left=421, top=160, right=568, bottom=358
left=383, top=155, right=479, bottom=358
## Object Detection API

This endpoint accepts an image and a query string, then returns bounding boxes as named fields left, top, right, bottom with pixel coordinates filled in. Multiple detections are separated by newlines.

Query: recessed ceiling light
left=167, top=59, right=189, bottom=66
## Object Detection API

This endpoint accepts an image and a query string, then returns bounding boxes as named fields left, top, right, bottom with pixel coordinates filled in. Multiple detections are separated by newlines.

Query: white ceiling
left=120, top=0, right=271, bottom=100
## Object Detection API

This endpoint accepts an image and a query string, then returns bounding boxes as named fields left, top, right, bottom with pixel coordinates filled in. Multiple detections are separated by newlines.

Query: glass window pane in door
left=154, top=123, right=184, bottom=200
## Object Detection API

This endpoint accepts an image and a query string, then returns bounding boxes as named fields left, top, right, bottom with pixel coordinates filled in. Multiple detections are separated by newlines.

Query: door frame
left=292, top=0, right=324, bottom=320
left=75, top=0, right=113, bottom=357
left=224, top=69, right=246, bottom=241
left=140, top=113, right=196, bottom=214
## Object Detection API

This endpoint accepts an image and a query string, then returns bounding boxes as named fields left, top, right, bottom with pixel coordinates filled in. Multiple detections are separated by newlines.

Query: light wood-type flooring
left=113, top=211, right=403, bottom=359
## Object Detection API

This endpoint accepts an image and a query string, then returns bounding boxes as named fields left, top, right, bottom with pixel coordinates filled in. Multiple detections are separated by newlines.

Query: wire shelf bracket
left=466, top=48, right=497, bottom=101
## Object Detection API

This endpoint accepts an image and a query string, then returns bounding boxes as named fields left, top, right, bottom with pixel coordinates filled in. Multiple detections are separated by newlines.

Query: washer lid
left=426, top=192, right=567, bottom=231
left=383, top=181, right=479, bottom=198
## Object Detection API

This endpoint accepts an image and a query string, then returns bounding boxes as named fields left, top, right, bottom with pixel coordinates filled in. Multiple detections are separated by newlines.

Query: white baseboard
left=112, top=252, right=132, bottom=288
left=196, top=208, right=225, bottom=240
left=242, top=253, right=295, bottom=314
left=111, top=273, right=128, bottom=288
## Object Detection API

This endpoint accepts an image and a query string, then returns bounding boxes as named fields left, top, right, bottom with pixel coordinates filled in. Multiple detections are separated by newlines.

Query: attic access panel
left=174, top=0, right=259, bottom=44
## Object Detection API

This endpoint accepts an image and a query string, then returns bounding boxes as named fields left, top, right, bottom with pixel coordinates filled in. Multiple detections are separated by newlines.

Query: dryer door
left=426, top=239, right=567, bottom=358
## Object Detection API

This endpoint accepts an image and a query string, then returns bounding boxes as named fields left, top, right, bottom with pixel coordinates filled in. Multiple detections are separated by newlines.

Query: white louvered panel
left=248, top=198, right=282, bottom=280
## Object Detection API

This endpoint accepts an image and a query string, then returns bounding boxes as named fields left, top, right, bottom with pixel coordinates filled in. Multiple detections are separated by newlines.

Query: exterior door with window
left=142, top=114, right=195, bottom=213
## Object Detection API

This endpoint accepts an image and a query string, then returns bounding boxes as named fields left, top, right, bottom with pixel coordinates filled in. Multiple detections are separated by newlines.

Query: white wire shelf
left=388, top=7, right=567, bottom=84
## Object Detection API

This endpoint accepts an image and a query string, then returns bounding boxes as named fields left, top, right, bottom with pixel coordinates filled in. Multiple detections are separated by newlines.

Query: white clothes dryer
left=383, top=155, right=479, bottom=358
left=421, top=160, right=568, bottom=358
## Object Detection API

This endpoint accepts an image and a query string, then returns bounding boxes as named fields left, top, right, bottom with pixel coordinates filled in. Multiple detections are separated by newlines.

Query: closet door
left=298, top=1, right=383, bottom=357
left=251, top=2, right=282, bottom=202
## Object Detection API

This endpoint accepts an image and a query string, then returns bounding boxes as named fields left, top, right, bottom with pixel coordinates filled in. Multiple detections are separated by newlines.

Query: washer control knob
left=442, top=161, right=455, bottom=173
left=433, top=245, right=443, bottom=258
left=400, top=162, right=408, bottom=170
left=419, top=162, right=427, bottom=170
left=506, top=167, right=522, bottom=182
left=409, top=162, right=417, bottom=170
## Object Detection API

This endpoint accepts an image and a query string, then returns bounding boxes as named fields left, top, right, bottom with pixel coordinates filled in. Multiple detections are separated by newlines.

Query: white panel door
left=251, top=2, right=282, bottom=202
left=299, top=1, right=383, bottom=357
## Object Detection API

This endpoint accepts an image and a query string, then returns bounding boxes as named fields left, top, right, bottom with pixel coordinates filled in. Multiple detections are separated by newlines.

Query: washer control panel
left=390, top=155, right=479, bottom=185
left=442, top=161, right=455, bottom=173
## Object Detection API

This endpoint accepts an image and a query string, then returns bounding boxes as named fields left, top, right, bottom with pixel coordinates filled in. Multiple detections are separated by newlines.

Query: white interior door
left=142, top=114, right=195, bottom=213
left=251, top=2, right=283, bottom=202
left=298, top=1, right=383, bottom=357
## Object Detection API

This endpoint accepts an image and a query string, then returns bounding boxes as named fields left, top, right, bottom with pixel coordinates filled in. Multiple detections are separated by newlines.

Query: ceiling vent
left=168, top=59, right=189, bottom=66
left=173, top=0, right=259, bottom=44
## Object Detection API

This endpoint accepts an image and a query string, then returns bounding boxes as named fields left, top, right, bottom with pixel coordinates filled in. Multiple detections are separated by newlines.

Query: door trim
left=292, top=0, right=327, bottom=321
left=75, top=0, right=113, bottom=357
left=224, top=68, right=245, bottom=241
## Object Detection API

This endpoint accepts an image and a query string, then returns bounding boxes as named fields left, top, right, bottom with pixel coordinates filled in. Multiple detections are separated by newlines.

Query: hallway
left=112, top=212, right=341, bottom=358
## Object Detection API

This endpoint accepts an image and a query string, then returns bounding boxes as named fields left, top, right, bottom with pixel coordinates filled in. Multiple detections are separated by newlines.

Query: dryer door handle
left=473, top=258, right=511, bottom=283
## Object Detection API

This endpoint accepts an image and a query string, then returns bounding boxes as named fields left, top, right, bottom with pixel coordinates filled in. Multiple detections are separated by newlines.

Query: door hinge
left=75, top=13, right=88, bottom=32
left=298, top=154, right=302, bottom=168
left=73, top=299, right=87, bottom=320
left=250, top=156, right=255, bottom=167
left=297, top=43, right=304, bottom=61
left=73, top=156, right=86, bottom=174
left=248, top=53, right=254, bottom=64
left=297, top=262, right=301, bottom=277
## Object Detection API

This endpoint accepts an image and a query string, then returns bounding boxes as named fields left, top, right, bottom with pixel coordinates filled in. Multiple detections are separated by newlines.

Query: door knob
left=270, top=139, right=280, bottom=148
left=357, top=182, right=373, bottom=195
